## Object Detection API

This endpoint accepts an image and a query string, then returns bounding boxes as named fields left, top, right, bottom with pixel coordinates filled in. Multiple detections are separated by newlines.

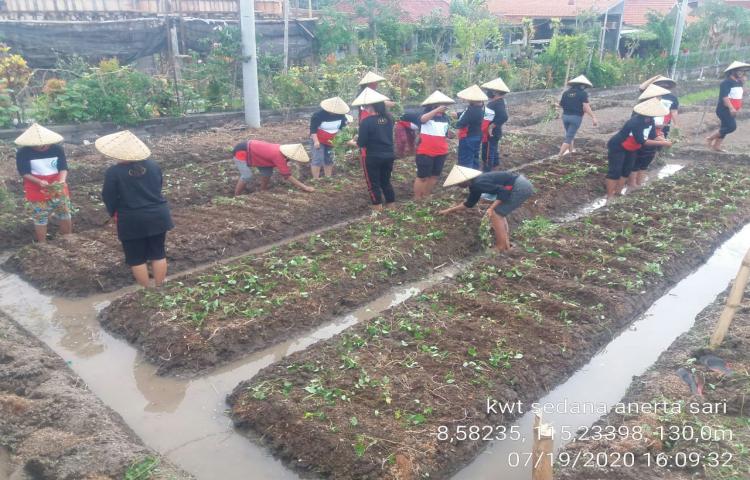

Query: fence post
left=532, top=413, right=554, bottom=480
left=710, top=247, right=750, bottom=348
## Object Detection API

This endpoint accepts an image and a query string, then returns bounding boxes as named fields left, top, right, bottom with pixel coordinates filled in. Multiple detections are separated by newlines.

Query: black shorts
left=607, top=147, right=637, bottom=180
left=717, top=108, right=737, bottom=138
left=634, top=146, right=658, bottom=171
left=415, top=154, right=447, bottom=179
left=121, top=232, right=167, bottom=266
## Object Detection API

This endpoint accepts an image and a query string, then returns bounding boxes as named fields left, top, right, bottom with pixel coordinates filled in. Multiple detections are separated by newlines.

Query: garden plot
left=227, top=164, right=750, bottom=480
left=98, top=150, right=609, bottom=375
left=0, top=312, right=192, bottom=480
left=556, top=285, right=750, bottom=480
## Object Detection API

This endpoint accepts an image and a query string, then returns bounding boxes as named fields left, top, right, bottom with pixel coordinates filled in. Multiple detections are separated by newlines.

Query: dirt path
left=0, top=311, right=192, bottom=480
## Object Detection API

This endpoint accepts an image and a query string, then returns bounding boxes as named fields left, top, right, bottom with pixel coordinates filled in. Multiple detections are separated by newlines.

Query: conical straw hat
left=95, top=130, right=151, bottom=161
left=567, top=75, right=593, bottom=87
left=652, top=75, right=676, bottom=88
left=14, top=123, right=63, bottom=147
left=358, top=71, right=386, bottom=86
left=457, top=85, right=489, bottom=102
left=421, top=90, right=455, bottom=106
left=638, top=74, right=662, bottom=92
left=279, top=144, right=310, bottom=163
left=443, top=165, right=483, bottom=187
left=638, top=84, right=671, bottom=101
left=724, top=61, right=750, bottom=73
left=320, top=96, right=350, bottom=115
left=481, top=77, right=510, bottom=93
left=633, top=97, right=670, bottom=117
left=351, top=87, right=390, bottom=107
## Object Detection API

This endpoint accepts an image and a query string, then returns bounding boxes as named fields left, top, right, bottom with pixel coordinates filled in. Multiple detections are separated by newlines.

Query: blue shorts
left=234, top=158, right=253, bottom=182
left=311, top=143, right=334, bottom=166
left=256, top=166, right=275, bottom=177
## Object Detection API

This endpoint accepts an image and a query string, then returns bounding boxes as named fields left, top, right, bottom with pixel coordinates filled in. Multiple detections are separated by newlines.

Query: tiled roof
left=486, top=0, right=616, bottom=19
left=336, top=0, right=450, bottom=23
left=622, top=0, right=677, bottom=26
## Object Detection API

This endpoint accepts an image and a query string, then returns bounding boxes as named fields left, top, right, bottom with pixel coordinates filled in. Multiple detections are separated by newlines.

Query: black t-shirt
left=559, top=86, right=589, bottom=116
left=16, top=144, right=68, bottom=177
left=660, top=93, right=679, bottom=112
left=456, top=104, right=484, bottom=137
left=717, top=78, right=743, bottom=113
left=102, top=159, right=174, bottom=241
left=486, top=98, right=508, bottom=140
left=607, top=115, right=656, bottom=151
left=309, top=109, right=347, bottom=135
left=357, top=114, right=395, bottom=161
left=464, top=171, right=519, bottom=207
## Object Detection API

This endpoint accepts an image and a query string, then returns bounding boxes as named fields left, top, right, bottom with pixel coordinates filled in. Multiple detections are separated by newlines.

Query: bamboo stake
left=710, top=247, right=750, bottom=348
left=532, top=413, right=554, bottom=480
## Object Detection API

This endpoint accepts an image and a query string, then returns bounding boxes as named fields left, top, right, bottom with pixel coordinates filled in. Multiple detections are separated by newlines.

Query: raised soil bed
left=226, top=164, right=750, bottom=480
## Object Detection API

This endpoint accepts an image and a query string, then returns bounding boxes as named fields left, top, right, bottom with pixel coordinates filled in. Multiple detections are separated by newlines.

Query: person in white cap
left=439, top=165, right=534, bottom=252
left=558, top=75, right=598, bottom=157
left=455, top=85, right=488, bottom=170
left=400, top=90, right=454, bottom=200
left=706, top=61, right=749, bottom=152
left=481, top=78, right=510, bottom=172
left=605, top=98, right=672, bottom=202
left=231, top=140, right=314, bottom=194
left=14, top=123, right=72, bottom=243
left=99, top=131, right=173, bottom=288
left=309, top=96, right=349, bottom=179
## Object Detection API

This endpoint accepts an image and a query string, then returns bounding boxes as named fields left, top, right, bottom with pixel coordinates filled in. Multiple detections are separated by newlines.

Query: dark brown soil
left=0, top=311, right=192, bottom=480
left=556, top=286, right=750, bottom=480
left=226, top=165, right=750, bottom=480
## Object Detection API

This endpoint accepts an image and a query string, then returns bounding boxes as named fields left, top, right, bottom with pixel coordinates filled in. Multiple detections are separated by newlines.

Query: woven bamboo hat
left=457, top=85, right=489, bottom=102
left=481, top=77, right=510, bottom=93
left=421, top=90, right=455, bottom=106
left=567, top=75, right=593, bottom=87
left=724, top=61, right=750, bottom=74
left=638, top=74, right=662, bottom=92
left=638, top=84, right=671, bottom=101
left=14, top=123, right=63, bottom=147
left=351, top=87, right=390, bottom=107
left=358, top=71, right=386, bottom=86
left=652, top=75, right=677, bottom=88
left=320, top=96, right=350, bottom=115
left=443, top=165, right=483, bottom=187
left=95, top=130, right=151, bottom=161
left=279, top=144, right=310, bottom=163
left=633, top=97, right=670, bottom=117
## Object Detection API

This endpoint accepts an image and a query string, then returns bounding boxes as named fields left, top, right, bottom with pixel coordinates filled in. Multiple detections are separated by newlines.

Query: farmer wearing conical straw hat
left=558, top=75, right=598, bottom=158
left=99, top=130, right=173, bottom=288
left=356, top=71, right=395, bottom=121
left=352, top=87, right=396, bottom=211
left=14, top=123, right=72, bottom=243
left=630, top=81, right=679, bottom=189
left=455, top=85, right=488, bottom=170
left=706, top=61, right=750, bottom=152
left=400, top=90, right=454, bottom=200
left=605, top=98, right=672, bottom=202
left=309, top=96, right=350, bottom=179
left=439, top=165, right=534, bottom=252
left=481, top=78, right=510, bottom=172
left=231, top=140, right=314, bottom=194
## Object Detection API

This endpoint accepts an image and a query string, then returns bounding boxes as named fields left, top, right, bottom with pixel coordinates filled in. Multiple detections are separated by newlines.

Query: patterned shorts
left=30, top=196, right=72, bottom=226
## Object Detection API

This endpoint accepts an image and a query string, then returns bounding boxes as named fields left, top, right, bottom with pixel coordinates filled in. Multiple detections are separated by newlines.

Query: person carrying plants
left=353, top=87, right=396, bottom=212
left=14, top=123, right=72, bottom=243
left=480, top=77, right=510, bottom=172
left=455, top=85, right=488, bottom=170
left=231, top=141, right=314, bottom=193
left=558, top=75, right=598, bottom=158
left=629, top=83, right=672, bottom=189
left=439, top=165, right=534, bottom=252
left=401, top=90, right=454, bottom=200
left=605, top=98, right=672, bottom=202
left=309, top=96, right=350, bottom=179
left=706, top=61, right=750, bottom=152
left=99, top=130, right=174, bottom=288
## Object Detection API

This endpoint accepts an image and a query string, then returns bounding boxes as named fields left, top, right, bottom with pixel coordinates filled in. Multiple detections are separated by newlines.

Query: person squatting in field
left=455, top=85, right=488, bottom=170
left=605, top=98, right=673, bottom=202
left=231, top=140, right=314, bottom=195
left=99, top=131, right=174, bottom=288
left=558, top=75, right=598, bottom=158
left=309, top=96, right=350, bottom=179
left=481, top=78, right=510, bottom=172
left=630, top=78, right=679, bottom=189
left=353, top=87, right=397, bottom=212
left=439, top=165, right=534, bottom=252
left=706, top=61, right=749, bottom=152
left=400, top=90, right=454, bottom=200
left=14, top=123, right=72, bottom=243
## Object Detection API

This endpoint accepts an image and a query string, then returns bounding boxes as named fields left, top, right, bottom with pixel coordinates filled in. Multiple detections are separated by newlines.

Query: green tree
left=316, top=8, right=356, bottom=55
left=453, top=14, right=501, bottom=82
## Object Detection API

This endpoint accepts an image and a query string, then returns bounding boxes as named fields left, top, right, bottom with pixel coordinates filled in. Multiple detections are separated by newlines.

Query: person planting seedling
left=231, top=141, right=314, bottom=194
left=629, top=83, right=673, bottom=189
left=439, top=165, right=534, bottom=252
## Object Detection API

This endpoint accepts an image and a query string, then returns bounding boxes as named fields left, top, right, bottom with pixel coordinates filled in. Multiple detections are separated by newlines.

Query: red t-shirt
left=239, top=140, right=292, bottom=177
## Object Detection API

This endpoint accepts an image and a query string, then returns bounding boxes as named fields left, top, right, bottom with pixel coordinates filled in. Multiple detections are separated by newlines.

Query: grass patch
left=680, top=88, right=719, bottom=106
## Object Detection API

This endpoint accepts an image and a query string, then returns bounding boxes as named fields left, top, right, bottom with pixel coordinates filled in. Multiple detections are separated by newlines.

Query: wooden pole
left=532, top=413, right=554, bottom=480
left=709, top=247, right=750, bottom=348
